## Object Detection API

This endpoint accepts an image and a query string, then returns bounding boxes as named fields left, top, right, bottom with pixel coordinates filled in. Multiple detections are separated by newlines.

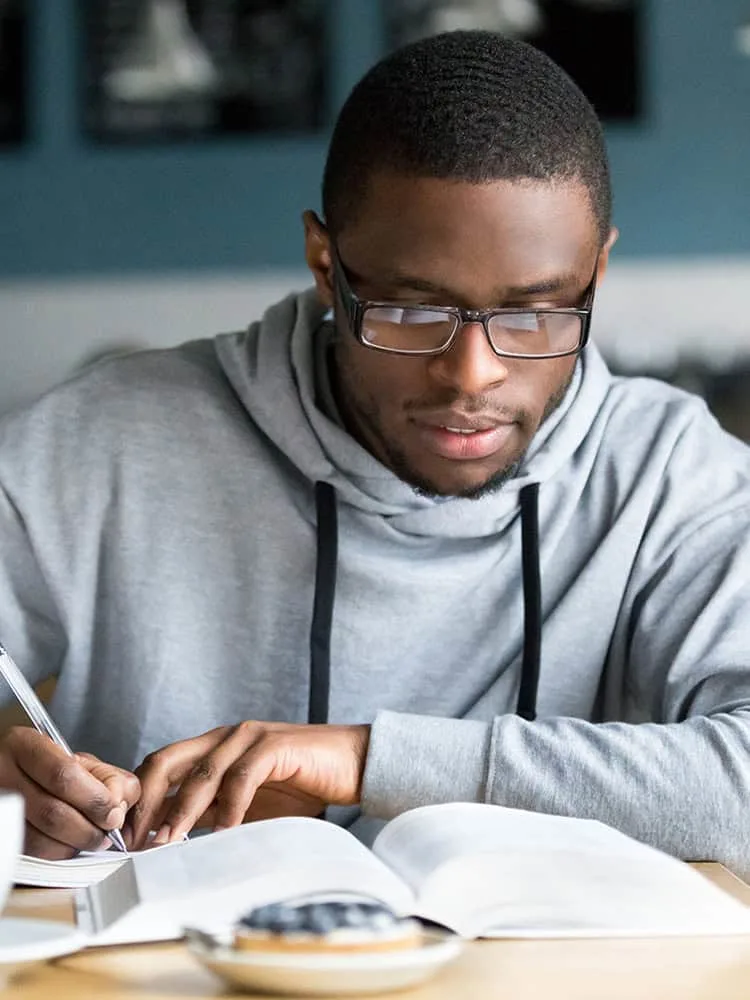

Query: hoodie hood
left=214, top=288, right=612, bottom=539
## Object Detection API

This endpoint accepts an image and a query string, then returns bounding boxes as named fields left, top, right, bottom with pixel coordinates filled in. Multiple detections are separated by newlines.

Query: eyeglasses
left=332, top=248, right=598, bottom=360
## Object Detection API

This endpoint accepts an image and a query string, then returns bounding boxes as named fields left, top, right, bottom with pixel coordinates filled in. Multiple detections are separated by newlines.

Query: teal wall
left=0, top=0, right=748, bottom=278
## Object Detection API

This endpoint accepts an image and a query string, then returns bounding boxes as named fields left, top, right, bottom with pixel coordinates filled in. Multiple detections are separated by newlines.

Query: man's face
left=304, top=173, right=615, bottom=499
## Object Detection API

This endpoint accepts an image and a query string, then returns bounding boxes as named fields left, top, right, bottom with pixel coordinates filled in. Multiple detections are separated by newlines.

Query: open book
left=72, top=803, right=750, bottom=947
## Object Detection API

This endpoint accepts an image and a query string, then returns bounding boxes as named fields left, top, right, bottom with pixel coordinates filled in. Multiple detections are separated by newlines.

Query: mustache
left=404, top=392, right=527, bottom=423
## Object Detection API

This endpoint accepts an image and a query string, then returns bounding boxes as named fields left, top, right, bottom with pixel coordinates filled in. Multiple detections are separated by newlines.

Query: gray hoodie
left=1, top=290, right=750, bottom=872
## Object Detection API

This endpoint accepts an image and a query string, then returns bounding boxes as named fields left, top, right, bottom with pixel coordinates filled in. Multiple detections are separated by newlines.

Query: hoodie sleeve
left=361, top=504, right=750, bottom=878
left=0, top=395, right=73, bottom=698
left=0, top=481, right=65, bottom=696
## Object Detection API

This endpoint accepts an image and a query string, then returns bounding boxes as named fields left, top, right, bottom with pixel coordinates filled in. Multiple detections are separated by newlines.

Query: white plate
left=187, top=930, right=463, bottom=997
left=0, top=917, right=87, bottom=965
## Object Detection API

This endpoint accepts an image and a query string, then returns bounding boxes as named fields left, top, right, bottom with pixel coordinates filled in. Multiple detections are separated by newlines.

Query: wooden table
left=3, top=864, right=750, bottom=999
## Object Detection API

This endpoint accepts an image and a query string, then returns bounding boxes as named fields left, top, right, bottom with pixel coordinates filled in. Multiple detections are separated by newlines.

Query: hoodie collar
left=215, top=289, right=611, bottom=539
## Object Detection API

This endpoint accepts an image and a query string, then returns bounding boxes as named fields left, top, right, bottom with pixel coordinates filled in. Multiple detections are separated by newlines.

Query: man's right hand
left=0, top=727, right=140, bottom=859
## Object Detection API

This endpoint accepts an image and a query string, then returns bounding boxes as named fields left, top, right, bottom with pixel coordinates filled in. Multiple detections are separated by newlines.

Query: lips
left=413, top=413, right=516, bottom=461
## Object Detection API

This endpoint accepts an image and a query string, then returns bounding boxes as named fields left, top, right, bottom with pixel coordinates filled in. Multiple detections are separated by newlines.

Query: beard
left=331, top=349, right=575, bottom=500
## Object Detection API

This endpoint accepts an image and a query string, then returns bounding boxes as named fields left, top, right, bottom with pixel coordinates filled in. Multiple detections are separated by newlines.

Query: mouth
left=413, top=413, right=517, bottom=461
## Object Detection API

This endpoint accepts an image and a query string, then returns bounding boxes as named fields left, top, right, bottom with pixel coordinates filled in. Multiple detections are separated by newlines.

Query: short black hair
left=322, top=30, right=611, bottom=244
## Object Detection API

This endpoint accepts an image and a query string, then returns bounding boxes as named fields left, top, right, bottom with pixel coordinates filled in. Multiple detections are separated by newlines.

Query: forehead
left=336, top=171, right=599, bottom=285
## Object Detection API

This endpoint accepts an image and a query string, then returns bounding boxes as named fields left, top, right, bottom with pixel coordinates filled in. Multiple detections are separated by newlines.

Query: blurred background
left=0, top=0, right=748, bottom=438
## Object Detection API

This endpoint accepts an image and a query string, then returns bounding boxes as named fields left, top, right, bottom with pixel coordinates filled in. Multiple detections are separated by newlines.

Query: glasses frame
left=332, top=247, right=599, bottom=361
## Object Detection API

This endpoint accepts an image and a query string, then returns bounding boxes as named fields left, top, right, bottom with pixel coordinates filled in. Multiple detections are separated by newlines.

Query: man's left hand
left=126, top=722, right=370, bottom=849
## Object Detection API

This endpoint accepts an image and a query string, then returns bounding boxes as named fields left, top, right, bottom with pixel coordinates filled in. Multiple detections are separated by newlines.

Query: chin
left=404, top=462, right=519, bottom=501
left=372, top=424, right=526, bottom=500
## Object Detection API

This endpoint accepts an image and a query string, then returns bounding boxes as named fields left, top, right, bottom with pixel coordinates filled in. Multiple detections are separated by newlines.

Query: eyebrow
left=366, top=269, right=583, bottom=301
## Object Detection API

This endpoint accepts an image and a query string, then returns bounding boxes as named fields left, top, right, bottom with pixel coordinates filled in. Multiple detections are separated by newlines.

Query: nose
left=428, top=321, right=509, bottom=395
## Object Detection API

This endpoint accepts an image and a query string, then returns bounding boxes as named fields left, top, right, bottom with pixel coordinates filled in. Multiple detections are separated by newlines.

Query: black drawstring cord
left=516, top=483, right=542, bottom=721
left=308, top=482, right=338, bottom=725
left=309, top=479, right=542, bottom=728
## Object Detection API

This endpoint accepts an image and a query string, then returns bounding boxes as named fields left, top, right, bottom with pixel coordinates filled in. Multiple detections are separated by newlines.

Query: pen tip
left=108, top=828, right=129, bottom=853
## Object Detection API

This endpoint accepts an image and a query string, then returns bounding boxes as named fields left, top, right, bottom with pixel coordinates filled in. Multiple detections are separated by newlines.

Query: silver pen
left=0, top=641, right=128, bottom=853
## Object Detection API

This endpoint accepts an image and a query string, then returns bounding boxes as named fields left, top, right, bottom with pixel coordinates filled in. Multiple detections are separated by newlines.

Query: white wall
left=0, top=270, right=309, bottom=416
left=1, top=258, right=749, bottom=416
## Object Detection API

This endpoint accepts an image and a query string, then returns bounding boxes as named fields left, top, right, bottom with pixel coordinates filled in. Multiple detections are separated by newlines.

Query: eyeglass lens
left=360, top=306, right=583, bottom=356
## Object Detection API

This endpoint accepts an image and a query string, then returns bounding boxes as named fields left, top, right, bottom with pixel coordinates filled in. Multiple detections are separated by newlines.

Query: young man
left=1, top=32, right=749, bottom=870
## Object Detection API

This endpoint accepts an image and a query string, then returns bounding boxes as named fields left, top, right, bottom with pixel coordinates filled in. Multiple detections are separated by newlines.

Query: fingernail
left=153, top=824, right=171, bottom=845
left=105, top=804, right=126, bottom=829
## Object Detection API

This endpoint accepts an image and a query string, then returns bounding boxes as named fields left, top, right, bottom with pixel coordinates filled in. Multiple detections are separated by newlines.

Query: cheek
left=340, top=343, right=428, bottom=411
left=536, top=358, right=578, bottom=417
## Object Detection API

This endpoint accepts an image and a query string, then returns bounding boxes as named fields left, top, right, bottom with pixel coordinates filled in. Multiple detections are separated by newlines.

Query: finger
left=123, top=795, right=184, bottom=849
left=8, top=729, right=125, bottom=834
left=215, top=725, right=362, bottom=825
left=212, top=747, right=281, bottom=830
left=155, top=724, right=266, bottom=843
left=148, top=798, right=297, bottom=833
left=12, top=761, right=113, bottom=854
left=130, top=728, right=229, bottom=849
left=77, top=754, right=141, bottom=811
left=24, top=822, right=87, bottom=861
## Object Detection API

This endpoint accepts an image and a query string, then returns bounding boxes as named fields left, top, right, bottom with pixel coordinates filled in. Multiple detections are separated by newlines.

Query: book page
left=14, top=832, right=186, bottom=888
left=15, top=851, right=128, bottom=888
left=77, top=816, right=414, bottom=946
left=373, top=803, right=750, bottom=938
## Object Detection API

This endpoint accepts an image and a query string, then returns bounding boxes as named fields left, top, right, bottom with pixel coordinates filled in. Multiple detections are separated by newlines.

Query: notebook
left=14, top=834, right=184, bottom=888
left=16, top=850, right=130, bottom=889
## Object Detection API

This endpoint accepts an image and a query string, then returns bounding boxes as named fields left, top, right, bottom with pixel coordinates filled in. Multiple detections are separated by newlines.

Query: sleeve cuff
left=360, top=710, right=491, bottom=819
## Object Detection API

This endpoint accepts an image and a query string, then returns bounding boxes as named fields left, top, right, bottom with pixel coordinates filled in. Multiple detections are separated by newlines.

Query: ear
left=595, top=227, right=619, bottom=284
left=302, top=210, right=334, bottom=309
